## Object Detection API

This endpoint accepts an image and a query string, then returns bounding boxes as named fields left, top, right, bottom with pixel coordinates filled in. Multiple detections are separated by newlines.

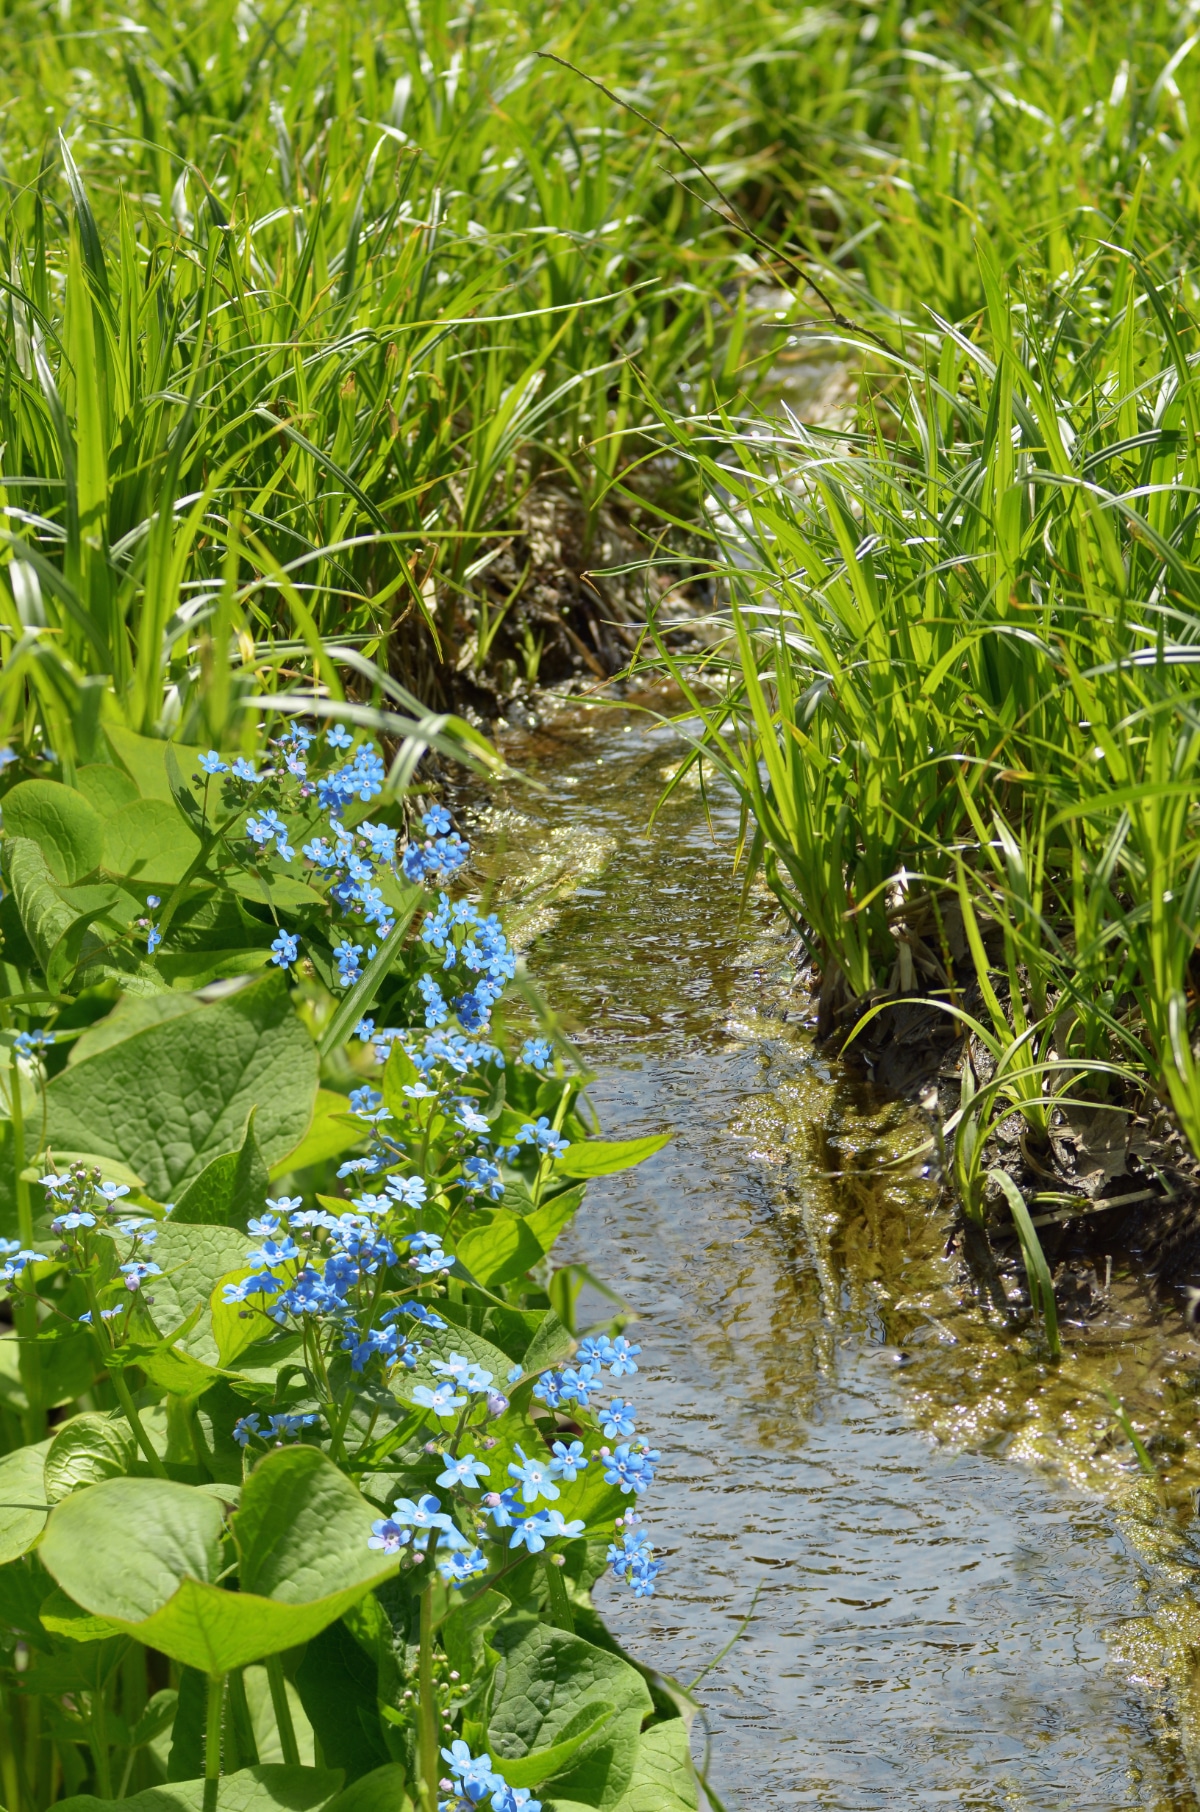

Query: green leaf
left=69, top=993, right=204, bottom=1064
left=172, top=1111, right=269, bottom=1228
left=610, top=1721, right=698, bottom=1812
left=131, top=1689, right=181, bottom=1749
left=553, top=1135, right=671, bottom=1179
left=19, top=1322, right=98, bottom=1410
left=1, top=779, right=104, bottom=883
left=525, top=1185, right=586, bottom=1251
left=455, top=1211, right=547, bottom=1287
left=488, top=1623, right=652, bottom=1808
left=54, top=1763, right=344, bottom=1812
left=103, top=727, right=208, bottom=806
left=519, top=1310, right=575, bottom=1378
left=322, top=1765, right=411, bottom=1812
left=19, top=1631, right=128, bottom=1695
left=0, top=1438, right=52, bottom=1563
left=225, top=872, right=328, bottom=913
left=38, top=1452, right=401, bottom=1673
left=45, top=971, right=319, bottom=1200
left=4, top=836, right=80, bottom=976
left=40, top=1585, right=127, bottom=1643
left=0, top=1555, right=55, bottom=1649
left=380, top=1041, right=419, bottom=1118
left=492, top=1703, right=614, bottom=1789
left=44, top=1411, right=137, bottom=1502
left=272, top=1088, right=366, bottom=1179
left=396, top=1324, right=514, bottom=1414
left=75, top=764, right=140, bottom=817
left=101, top=799, right=203, bottom=884
left=210, top=1277, right=281, bottom=1370
left=234, top=1446, right=391, bottom=1607
left=40, top=1476, right=226, bottom=1624
left=136, top=1220, right=255, bottom=1369
left=294, top=1620, right=390, bottom=1781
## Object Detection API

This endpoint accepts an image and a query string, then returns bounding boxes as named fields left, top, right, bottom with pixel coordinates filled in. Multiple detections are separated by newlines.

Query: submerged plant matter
left=0, top=720, right=685, bottom=1812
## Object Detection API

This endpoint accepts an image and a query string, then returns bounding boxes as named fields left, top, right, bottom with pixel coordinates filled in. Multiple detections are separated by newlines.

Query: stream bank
left=471, top=701, right=1200, bottom=1809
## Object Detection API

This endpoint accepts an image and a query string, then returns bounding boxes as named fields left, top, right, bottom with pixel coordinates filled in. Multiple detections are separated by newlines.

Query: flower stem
left=203, top=1673, right=225, bottom=1812
left=108, top=1365, right=169, bottom=1479
left=90, top=1678, right=113, bottom=1799
left=265, top=1654, right=300, bottom=1766
left=418, top=1576, right=439, bottom=1812
left=7, top=1053, right=42, bottom=1444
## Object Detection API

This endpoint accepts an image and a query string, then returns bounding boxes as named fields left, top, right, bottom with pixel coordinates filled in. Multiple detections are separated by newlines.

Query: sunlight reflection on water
left=478, top=706, right=1200, bottom=1810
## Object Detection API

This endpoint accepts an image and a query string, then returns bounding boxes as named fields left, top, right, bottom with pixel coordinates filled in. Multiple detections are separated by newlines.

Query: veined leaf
left=553, top=1135, right=671, bottom=1178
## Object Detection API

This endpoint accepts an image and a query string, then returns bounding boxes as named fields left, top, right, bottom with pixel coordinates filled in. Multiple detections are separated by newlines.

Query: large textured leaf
left=0, top=1439, right=53, bottom=1563
left=488, top=1623, right=652, bottom=1809
left=40, top=1453, right=399, bottom=1673
left=293, top=1620, right=390, bottom=1781
left=272, top=1089, right=365, bottom=1179
left=68, top=993, right=204, bottom=1064
left=492, top=1703, right=614, bottom=1789
left=321, top=1766, right=411, bottom=1812
left=395, top=1323, right=514, bottom=1415
left=610, top=1720, right=697, bottom=1812
left=102, top=798, right=203, bottom=884
left=172, top=1112, right=269, bottom=1229
left=4, top=837, right=78, bottom=975
left=136, top=1220, right=256, bottom=1370
left=234, top=1446, right=391, bottom=1606
left=103, top=726, right=208, bottom=806
left=455, top=1210, right=547, bottom=1287
left=44, top=1412, right=137, bottom=1502
left=75, top=764, right=140, bottom=817
left=54, top=1764, right=343, bottom=1812
left=40, top=1477, right=225, bottom=1625
left=1, top=779, right=103, bottom=882
left=44, top=972, right=319, bottom=1199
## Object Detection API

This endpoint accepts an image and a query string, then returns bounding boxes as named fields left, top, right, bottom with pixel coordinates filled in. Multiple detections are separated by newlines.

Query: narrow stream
left=476, top=704, right=1200, bottom=1810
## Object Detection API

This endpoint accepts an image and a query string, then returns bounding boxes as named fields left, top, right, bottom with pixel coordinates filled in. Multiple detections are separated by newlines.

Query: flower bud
left=486, top=1392, right=509, bottom=1419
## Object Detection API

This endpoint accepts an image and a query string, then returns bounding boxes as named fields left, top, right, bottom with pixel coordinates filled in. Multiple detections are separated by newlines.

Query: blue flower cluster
left=439, top=1741, right=539, bottom=1812
left=192, top=724, right=433, bottom=986
left=419, top=893, right=517, bottom=1036
left=220, top=1197, right=441, bottom=1376
left=36, top=1166, right=166, bottom=1324
left=401, top=803, right=470, bottom=884
left=232, top=1411, right=319, bottom=1447
left=607, top=1511, right=662, bottom=1597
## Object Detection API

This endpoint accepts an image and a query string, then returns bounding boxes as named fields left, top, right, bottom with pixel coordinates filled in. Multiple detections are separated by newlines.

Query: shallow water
left=477, top=705, right=1200, bottom=1810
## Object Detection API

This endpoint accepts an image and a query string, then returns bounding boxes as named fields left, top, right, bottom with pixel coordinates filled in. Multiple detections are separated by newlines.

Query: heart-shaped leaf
left=44, top=1411, right=136, bottom=1502
left=2, top=779, right=103, bottom=883
left=44, top=972, right=318, bottom=1200
left=40, top=1450, right=399, bottom=1674
left=101, top=798, right=203, bottom=884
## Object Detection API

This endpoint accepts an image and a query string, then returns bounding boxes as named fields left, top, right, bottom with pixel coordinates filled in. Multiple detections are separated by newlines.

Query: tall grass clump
left=639, top=0, right=1200, bottom=1265
left=0, top=0, right=841, bottom=764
